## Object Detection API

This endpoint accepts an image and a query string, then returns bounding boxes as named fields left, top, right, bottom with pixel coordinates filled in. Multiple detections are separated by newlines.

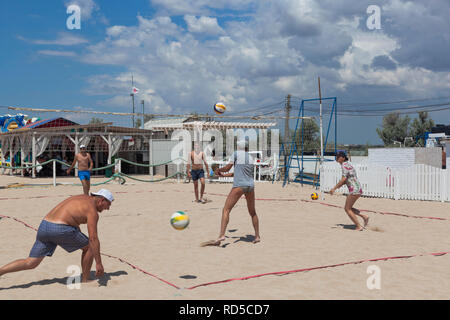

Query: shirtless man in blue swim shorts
left=67, top=145, right=93, bottom=195
left=0, top=189, right=113, bottom=282
left=186, top=143, right=209, bottom=203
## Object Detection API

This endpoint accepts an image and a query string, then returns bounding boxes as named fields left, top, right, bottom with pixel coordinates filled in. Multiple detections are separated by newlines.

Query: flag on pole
left=132, top=87, right=139, bottom=95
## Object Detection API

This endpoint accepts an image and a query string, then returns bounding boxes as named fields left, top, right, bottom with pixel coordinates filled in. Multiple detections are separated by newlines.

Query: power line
left=5, top=105, right=312, bottom=120
left=227, top=100, right=285, bottom=115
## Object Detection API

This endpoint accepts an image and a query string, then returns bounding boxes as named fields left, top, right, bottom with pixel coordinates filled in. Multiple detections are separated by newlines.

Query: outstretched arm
left=67, top=157, right=77, bottom=174
left=186, top=152, right=192, bottom=177
left=330, top=176, right=347, bottom=195
left=88, top=153, right=94, bottom=171
left=215, top=162, right=234, bottom=177
left=202, top=153, right=209, bottom=177
left=86, top=209, right=104, bottom=277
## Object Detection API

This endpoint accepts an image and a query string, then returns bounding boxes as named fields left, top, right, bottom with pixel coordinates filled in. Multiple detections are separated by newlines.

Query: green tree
left=292, top=118, right=320, bottom=153
left=410, top=112, right=435, bottom=146
left=134, top=118, right=142, bottom=128
left=376, top=113, right=411, bottom=146
left=89, top=117, right=104, bottom=124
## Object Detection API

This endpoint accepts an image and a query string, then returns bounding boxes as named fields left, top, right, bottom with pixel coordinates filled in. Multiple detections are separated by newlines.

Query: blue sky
left=1, top=0, right=449, bottom=145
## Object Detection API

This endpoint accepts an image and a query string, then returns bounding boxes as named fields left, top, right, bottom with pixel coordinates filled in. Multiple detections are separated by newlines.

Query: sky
left=1, top=0, right=449, bottom=145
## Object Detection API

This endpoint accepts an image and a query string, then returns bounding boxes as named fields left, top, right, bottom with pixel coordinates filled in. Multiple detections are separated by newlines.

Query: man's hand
left=66, top=169, right=71, bottom=175
left=96, top=263, right=104, bottom=278
left=187, top=171, right=191, bottom=178
left=329, top=188, right=335, bottom=195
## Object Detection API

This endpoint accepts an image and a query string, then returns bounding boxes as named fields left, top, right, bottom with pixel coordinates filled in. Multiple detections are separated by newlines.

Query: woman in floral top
left=330, top=151, right=369, bottom=231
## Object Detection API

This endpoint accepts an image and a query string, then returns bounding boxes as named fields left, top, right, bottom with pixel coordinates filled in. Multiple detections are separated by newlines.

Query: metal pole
left=141, top=100, right=145, bottom=129
left=318, top=77, right=324, bottom=200
left=284, top=94, right=291, bottom=176
left=9, top=137, right=13, bottom=176
left=131, top=94, right=135, bottom=127
left=32, top=133, right=36, bottom=178
left=131, top=75, right=135, bottom=127
left=53, top=159, right=56, bottom=187
left=149, top=136, right=154, bottom=179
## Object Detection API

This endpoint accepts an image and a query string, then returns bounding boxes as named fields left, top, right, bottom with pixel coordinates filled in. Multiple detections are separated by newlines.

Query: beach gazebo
left=0, top=120, right=154, bottom=178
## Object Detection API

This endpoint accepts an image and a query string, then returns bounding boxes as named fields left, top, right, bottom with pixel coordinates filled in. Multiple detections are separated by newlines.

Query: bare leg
left=199, top=178, right=206, bottom=202
left=244, top=190, right=260, bottom=243
left=352, top=208, right=369, bottom=227
left=345, top=194, right=364, bottom=231
left=81, top=245, right=94, bottom=283
left=0, top=257, right=44, bottom=277
left=215, top=187, right=244, bottom=244
left=193, top=180, right=199, bottom=202
left=81, top=180, right=89, bottom=195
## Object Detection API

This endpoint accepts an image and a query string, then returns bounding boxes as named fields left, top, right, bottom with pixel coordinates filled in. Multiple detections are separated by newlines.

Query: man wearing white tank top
left=186, top=143, right=209, bottom=203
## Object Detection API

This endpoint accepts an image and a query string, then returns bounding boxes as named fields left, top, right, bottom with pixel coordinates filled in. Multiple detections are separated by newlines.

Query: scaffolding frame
left=283, top=97, right=337, bottom=187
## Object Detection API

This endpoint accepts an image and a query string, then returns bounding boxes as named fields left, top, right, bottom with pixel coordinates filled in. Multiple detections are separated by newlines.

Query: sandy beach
left=0, top=175, right=449, bottom=300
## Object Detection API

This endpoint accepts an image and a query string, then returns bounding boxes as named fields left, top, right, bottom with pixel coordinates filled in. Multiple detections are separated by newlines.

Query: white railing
left=320, top=163, right=450, bottom=202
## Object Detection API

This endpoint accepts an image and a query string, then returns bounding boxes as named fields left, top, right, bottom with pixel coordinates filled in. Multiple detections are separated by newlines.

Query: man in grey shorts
left=214, top=140, right=260, bottom=245
left=0, top=189, right=113, bottom=283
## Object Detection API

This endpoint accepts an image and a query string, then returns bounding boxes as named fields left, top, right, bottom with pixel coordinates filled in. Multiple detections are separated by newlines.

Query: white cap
left=80, top=144, right=86, bottom=149
left=91, top=189, right=114, bottom=203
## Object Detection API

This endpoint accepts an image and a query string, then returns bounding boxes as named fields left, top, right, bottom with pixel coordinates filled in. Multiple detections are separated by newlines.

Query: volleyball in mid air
left=311, top=192, right=319, bottom=200
left=213, top=102, right=226, bottom=115
left=170, top=211, right=190, bottom=230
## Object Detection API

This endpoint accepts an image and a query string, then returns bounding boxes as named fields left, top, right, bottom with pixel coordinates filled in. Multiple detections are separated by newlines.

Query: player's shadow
left=0, top=270, right=127, bottom=291
left=179, top=275, right=197, bottom=279
left=232, top=234, right=256, bottom=244
left=333, top=224, right=358, bottom=230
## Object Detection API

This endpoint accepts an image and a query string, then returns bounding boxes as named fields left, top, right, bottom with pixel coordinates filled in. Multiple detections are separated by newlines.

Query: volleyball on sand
left=170, top=211, right=190, bottom=230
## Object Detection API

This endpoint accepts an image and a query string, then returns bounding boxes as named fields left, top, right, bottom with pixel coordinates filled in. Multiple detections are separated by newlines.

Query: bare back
left=76, top=152, right=92, bottom=171
left=44, top=195, right=97, bottom=227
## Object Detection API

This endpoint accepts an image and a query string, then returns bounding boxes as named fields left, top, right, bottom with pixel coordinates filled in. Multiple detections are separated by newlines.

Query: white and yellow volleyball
left=170, top=211, right=190, bottom=230
left=213, top=102, right=226, bottom=115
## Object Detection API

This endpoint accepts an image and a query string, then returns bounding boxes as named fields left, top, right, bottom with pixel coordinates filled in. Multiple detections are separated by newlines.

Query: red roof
left=23, top=117, right=78, bottom=129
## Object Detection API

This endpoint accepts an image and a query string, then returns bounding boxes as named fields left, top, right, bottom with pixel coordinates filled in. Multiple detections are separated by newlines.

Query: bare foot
left=214, top=236, right=226, bottom=245
left=355, top=226, right=364, bottom=231
left=252, top=237, right=261, bottom=244
left=363, top=216, right=369, bottom=228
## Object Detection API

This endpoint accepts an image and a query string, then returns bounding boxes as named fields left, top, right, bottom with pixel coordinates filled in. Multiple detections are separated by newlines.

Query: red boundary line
left=1, top=213, right=449, bottom=291
left=186, top=251, right=450, bottom=290
left=1, top=189, right=448, bottom=222
left=0, top=214, right=180, bottom=290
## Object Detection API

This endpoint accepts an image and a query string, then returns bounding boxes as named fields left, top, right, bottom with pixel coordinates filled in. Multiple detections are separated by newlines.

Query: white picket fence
left=320, top=163, right=450, bottom=202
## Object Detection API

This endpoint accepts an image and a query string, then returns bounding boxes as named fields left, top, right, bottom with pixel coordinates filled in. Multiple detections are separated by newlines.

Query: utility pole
left=284, top=94, right=291, bottom=174
left=318, top=77, right=324, bottom=200
left=141, top=100, right=145, bottom=129
left=131, top=75, right=135, bottom=128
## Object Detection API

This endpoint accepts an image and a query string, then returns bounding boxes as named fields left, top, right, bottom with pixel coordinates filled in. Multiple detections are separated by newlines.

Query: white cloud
left=18, top=32, right=88, bottom=46
left=64, top=0, right=98, bottom=20
left=71, top=0, right=450, bottom=126
left=184, top=15, right=224, bottom=35
left=150, top=0, right=256, bottom=16
left=37, top=50, right=77, bottom=57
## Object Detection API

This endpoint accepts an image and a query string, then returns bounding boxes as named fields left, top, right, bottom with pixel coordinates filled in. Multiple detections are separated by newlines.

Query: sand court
left=0, top=176, right=449, bottom=299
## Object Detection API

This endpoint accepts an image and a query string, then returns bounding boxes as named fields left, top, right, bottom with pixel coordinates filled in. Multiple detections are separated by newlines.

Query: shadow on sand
left=0, top=270, right=127, bottom=291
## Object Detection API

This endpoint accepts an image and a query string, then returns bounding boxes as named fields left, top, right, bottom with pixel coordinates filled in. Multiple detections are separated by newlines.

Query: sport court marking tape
left=1, top=213, right=449, bottom=291
left=2, top=190, right=448, bottom=222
